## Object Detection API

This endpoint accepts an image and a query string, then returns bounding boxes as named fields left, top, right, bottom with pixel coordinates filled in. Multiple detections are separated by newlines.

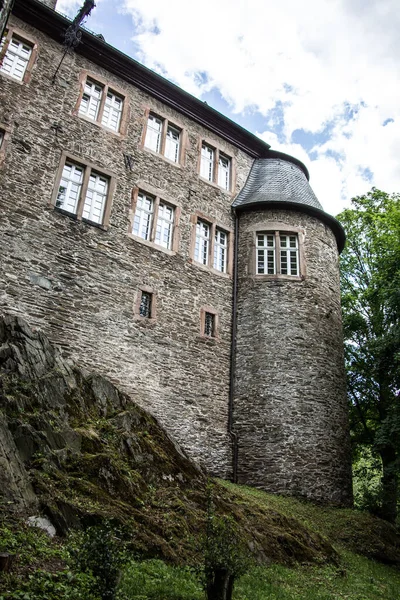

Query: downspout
left=228, top=209, right=239, bottom=483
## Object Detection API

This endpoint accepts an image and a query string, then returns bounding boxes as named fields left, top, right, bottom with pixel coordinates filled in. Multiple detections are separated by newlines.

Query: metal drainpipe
left=228, top=210, right=239, bottom=483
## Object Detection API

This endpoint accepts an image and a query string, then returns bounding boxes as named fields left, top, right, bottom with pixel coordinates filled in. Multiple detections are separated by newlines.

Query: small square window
left=144, top=112, right=182, bottom=163
left=77, top=74, right=126, bottom=133
left=0, top=32, right=35, bottom=82
left=53, top=156, right=113, bottom=228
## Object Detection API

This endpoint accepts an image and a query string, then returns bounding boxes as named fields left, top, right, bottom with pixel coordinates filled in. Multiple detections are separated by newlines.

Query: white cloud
left=115, top=0, right=400, bottom=214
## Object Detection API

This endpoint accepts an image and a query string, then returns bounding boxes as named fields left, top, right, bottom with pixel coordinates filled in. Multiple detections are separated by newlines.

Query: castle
left=0, top=0, right=353, bottom=505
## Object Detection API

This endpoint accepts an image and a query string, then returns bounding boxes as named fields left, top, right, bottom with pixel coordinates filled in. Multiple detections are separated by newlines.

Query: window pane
left=82, top=173, right=108, bottom=224
left=155, top=202, right=175, bottom=249
left=280, top=234, right=299, bottom=275
left=194, top=219, right=210, bottom=265
left=164, top=125, right=180, bottom=162
left=204, top=312, right=215, bottom=337
left=144, top=114, right=162, bottom=152
left=214, top=228, right=228, bottom=272
left=139, top=292, right=152, bottom=318
left=200, top=144, right=214, bottom=181
left=218, top=154, right=230, bottom=190
left=256, top=233, right=275, bottom=274
left=0, top=36, right=32, bottom=81
left=101, top=91, right=123, bottom=131
left=79, top=79, right=102, bottom=121
left=132, top=192, right=154, bottom=240
left=56, top=163, right=84, bottom=215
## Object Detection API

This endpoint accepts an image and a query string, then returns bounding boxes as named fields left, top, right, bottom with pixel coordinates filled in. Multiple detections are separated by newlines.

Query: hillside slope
left=0, top=314, right=399, bottom=577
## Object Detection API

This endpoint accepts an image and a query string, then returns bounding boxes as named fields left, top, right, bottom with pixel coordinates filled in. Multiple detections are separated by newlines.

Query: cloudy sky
left=56, top=0, right=400, bottom=216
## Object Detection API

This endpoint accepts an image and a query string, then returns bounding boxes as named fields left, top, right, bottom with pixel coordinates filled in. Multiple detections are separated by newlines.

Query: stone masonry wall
left=0, top=16, right=254, bottom=477
left=234, top=208, right=353, bottom=505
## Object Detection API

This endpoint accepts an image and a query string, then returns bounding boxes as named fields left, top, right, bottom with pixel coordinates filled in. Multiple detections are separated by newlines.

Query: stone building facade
left=0, top=0, right=353, bottom=504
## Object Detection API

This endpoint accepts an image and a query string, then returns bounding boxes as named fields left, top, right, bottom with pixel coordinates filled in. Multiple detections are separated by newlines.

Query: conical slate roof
left=232, top=153, right=345, bottom=253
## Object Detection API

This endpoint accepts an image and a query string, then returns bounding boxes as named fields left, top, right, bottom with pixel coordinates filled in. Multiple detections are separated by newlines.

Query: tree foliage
left=337, top=188, right=400, bottom=522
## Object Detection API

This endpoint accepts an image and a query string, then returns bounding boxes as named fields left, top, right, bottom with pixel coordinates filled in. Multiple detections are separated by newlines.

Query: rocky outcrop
left=1, top=314, right=398, bottom=568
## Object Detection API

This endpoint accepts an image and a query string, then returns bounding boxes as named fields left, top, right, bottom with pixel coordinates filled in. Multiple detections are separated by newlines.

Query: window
left=134, top=287, right=157, bottom=321
left=194, top=220, right=210, bottom=265
left=53, top=155, right=114, bottom=228
left=192, top=216, right=231, bottom=274
left=199, top=142, right=232, bottom=191
left=257, top=232, right=300, bottom=276
left=131, top=189, right=177, bottom=251
left=76, top=74, right=125, bottom=133
left=0, top=130, right=4, bottom=149
left=200, top=144, right=214, bottom=182
left=200, top=306, right=219, bottom=339
left=204, top=312, right=216, bottom=337
left=213, top=228, right=228, bottom=273
left=139, top=291, right=152, bottom=318
left=144, top=112, right=182, bottom=163
left=0, top=30, right=36, bottom=83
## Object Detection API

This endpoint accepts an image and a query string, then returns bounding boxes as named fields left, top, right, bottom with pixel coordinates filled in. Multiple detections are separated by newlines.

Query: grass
left=115, top=553, right=400, bottom=600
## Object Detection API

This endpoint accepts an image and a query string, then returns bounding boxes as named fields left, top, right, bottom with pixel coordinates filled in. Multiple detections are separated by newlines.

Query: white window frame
left=131, top=189, right=177, bottom=251
left=200, top=144, right=214, bottom=182
left=214, top=228, right=228, bottom=273
left=0, top=32, right=35, bottom=83
left=192, top=215, right=231, bottom=274
left=79, top=78, right=102, bottom=121
left=256, top=231, right=300, bottom=277
left=194, top=219, right=210, bottom=265
left=76, top=73, right=125, bottom=134
left=53, top=155, right=114, bottom=228
left=144, top=112, right=182, bottom=164
left=199, top=141, right=232, bottom=191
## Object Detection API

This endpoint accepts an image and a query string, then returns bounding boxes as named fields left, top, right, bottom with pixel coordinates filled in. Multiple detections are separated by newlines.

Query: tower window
left=134, top=288, right=157, bottom=321
left=256, top=231, right=300, bottom=277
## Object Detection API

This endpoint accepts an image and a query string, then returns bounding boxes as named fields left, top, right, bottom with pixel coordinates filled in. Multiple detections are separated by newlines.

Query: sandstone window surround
left=198, top=140, right=234, bottom=192
left=199, top=305, right=219, bottom=341
left=129, top=185, right=181, bottom=253
left=51, top=153, right=115, bottom=229
left=73, top=71, right=129, bottom=135
left=190, top=212, right=233, bottom=275
left=134, top=286, right=157, bottom=323
left=250, top=223, right=306, bottom=280
left=142, top=109, right=185, bottom=165
left=0, top=28, right=38, bottom=84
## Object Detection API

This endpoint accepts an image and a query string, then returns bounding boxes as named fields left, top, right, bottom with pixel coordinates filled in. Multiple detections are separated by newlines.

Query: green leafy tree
left=337, top=189, right=400, bottom=522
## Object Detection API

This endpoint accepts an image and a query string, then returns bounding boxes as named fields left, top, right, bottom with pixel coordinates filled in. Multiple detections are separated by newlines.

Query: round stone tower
left=232, top=152, right=353, bottom=506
